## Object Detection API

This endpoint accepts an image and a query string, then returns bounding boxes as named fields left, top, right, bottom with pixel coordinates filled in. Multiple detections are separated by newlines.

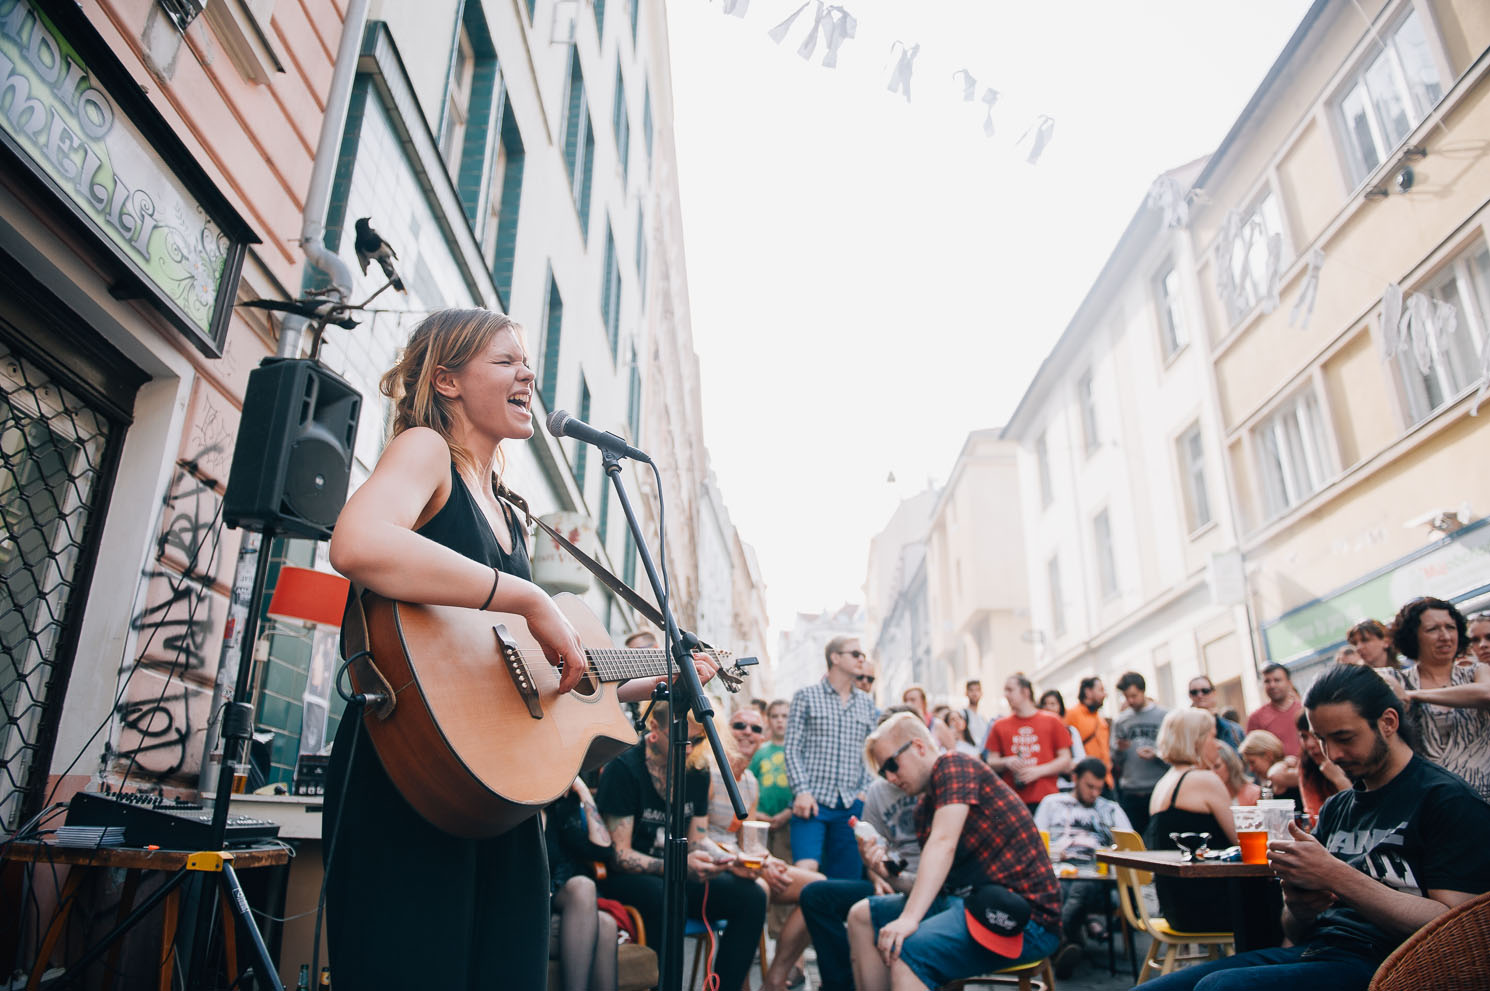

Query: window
left=1155, top=262, right=1188, bottom=359
left=524, top=0, right=536, bottom=21
left=540, top=271, right=563, bottom=410
left=627, top=343, right=641, bottom=442
left=1395, top=243, right=1490, bottom=424
left=1255, top=388, right=1331, bottom=519
left=1077, top=371, right=1100, bottom=455
left=601, top=222, right=621, bottom=358
left=635, top=206, right=648, bottom=304
left=487, top=106, right=525, bottom=308
left=440, top=28, right=476, bottom=179
left=613, top=65, right=630, bottom=186
left=1218, top=191, right=1286, bottom=325
left=597, top=486, right=610, bottom=546
left=575, top=377, right=592, bottom=491
left=1093, top=509, right=1118, bottom=600
left=1335, top=8, right=1444, bottom=186
left=642, top=83, right=653, bottom=173
left=622, top=528, right=636, bottom=587
left=1047, top=555, right=1066, bottom=637
left=1176, top=422, right=1213, bottom=532
left=630, top=0, right=640, bottom=42
left=562, top=52, right=595, bottom=233
left=1034, top=432, right=1053, bottom=508
left=594, top=0, right=606, bottom=34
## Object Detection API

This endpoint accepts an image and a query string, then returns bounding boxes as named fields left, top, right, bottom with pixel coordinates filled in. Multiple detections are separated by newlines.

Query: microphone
left=546, top=409, right=652, bottom=464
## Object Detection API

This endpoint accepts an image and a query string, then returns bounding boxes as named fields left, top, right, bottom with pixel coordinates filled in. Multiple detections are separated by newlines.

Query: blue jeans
left=1136, top=943, right=1380, bottom=991
left=790, top=798, right=864, bottom=880
left=868, top=892, right=1060, bottom=990
left=798, top=879, right=874, bottom=991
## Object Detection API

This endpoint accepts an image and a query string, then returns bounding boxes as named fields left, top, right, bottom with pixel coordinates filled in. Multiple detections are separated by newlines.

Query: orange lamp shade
left=266, top=566, right=351, bottom=627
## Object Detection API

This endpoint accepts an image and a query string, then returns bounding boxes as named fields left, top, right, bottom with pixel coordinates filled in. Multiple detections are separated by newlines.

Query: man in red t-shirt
left=984, top=674, right=1074, bottom=813
left=1246, top=663, right=1303, bottom=757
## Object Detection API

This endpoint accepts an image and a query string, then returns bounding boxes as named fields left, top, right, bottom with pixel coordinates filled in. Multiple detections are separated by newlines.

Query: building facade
left=1189, top=0, right=1490, bottom=677
left=773, top=603, right=865, bottom=702
left=1004, top=157, right=1258, bottom=716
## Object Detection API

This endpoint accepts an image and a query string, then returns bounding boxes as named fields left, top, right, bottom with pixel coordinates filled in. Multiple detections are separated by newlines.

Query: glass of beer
left=740, top=821, right=769, bottom=869
left=1232, top=806, right=1268, bottom=864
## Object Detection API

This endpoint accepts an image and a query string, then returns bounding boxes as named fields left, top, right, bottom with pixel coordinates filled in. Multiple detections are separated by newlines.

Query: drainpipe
left=277, top=0, right=370, bottom=358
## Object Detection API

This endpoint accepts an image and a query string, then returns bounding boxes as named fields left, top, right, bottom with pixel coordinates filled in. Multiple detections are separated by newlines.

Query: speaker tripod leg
left=218, top=862, right=285, bottom=991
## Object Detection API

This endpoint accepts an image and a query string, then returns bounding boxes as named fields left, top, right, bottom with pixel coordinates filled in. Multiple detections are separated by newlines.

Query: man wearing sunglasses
left=1188, top=675, right=1245, bottom=749
left=596, top=701, right=767, bottom=991
left=786, top=635, right=881, bottom=880
left=846, top=713, right=1061, bottom=990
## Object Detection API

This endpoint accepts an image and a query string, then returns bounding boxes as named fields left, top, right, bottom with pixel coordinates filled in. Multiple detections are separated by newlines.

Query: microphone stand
left=601, top=451, right=746, bottom=991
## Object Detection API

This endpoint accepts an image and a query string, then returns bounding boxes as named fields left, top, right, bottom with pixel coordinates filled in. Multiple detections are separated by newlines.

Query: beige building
left=1191, top=0, right=1490, bottom=675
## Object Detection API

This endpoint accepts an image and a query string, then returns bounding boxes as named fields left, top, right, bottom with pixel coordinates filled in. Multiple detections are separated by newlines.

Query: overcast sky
left=663, top=0, right=1315, bottom=640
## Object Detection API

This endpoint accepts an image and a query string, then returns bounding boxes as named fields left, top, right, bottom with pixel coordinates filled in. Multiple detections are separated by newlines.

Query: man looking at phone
left=1137, top=664, right=1490, bottom=991
left=597, top=701, right=767, bottom=991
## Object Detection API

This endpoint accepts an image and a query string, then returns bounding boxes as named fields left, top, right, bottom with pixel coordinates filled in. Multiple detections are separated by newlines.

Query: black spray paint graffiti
left=118, top=448, right=228, bottom=782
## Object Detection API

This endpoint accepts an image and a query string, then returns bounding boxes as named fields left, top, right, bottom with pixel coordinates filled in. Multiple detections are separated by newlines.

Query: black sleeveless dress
left=325, top=464, right=549, bottom=989
left=1143, top=770, right=1231, bottom=933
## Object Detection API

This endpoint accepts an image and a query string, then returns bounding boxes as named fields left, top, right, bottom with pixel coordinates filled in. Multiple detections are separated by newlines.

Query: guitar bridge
left=494, top=624, right=544, bottom=719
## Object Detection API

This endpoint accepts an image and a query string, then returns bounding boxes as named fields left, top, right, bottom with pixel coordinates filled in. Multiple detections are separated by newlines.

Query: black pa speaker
left=223, top=358, right=361, bottom=539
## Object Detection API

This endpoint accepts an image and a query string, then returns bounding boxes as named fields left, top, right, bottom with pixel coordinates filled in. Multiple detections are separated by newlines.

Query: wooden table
left=3, top=842, right=290, bottom=991
left=1096, top=848, right=1283, bottom=952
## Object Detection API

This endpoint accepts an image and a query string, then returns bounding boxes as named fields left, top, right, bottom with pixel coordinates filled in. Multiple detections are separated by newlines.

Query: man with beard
left=1137, top=664, right=1490, bottom=991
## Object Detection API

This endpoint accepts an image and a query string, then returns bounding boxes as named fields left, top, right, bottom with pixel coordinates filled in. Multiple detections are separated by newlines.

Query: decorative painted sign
left=0, top=1, right=253, bottom=356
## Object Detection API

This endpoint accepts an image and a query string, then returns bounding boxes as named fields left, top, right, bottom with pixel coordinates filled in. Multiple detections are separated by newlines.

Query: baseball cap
left=963, top=884, right=1030, bottom=958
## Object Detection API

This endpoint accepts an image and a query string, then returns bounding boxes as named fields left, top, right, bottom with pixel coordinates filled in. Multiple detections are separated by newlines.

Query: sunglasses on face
left=839, top=649, right=866, bottom=659
left=1189, top=686, right=1214, bottom=697
left=731, top=721, right=764, bottom=734
left=857, top=675, right=876, bottom=685
left=877, top=739, right=916, bottom=778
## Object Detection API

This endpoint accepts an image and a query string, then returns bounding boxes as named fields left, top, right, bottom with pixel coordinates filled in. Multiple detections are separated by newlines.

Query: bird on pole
left=354, top=217, right=406, bottom=292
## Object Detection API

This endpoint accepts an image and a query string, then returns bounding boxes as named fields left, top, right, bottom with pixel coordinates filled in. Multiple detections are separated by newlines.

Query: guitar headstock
left=713, top=652, right=757, bottom=694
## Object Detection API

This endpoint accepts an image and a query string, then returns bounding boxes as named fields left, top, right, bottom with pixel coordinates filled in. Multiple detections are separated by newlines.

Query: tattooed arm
left=603, top=814, right=663, bottom=876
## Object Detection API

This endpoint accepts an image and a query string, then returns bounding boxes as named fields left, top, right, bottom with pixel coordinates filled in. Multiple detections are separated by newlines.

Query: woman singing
left=325, top=308, right=713, bottom=989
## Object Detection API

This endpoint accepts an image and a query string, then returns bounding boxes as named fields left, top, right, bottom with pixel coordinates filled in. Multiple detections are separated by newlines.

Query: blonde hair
left=863, top=711, right=932, bottom=773
left=647, top=700, right=711, bottom=770
left=1156, top=707, right=1215, bottom=765
left=1213, top=743, right=1249, bottom=795
left=1239, top=730, right=1285, bottom=765
left=379, top=307, right=525, bottom=478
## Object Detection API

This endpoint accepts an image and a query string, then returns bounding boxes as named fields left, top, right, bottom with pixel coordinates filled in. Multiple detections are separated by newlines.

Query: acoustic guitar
left=343, top=590, right=749, bottom=838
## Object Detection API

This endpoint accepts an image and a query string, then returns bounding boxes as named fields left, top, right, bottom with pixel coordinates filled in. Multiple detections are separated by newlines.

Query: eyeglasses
left=731, top=721, right=764, bottom=734
left=1189, top=686, right=1214, bottom=697
left=856, top=675, right=876, bottom=686
left=839, top=649, right=866, bottom=659
left=877, top=739, right=916, bottom=778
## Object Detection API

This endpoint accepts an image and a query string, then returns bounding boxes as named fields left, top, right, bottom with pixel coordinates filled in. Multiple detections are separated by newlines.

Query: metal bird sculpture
left=354, top=217, right=405, bottom=292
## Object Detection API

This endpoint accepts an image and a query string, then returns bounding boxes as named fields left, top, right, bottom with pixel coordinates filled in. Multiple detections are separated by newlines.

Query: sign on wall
left=0, top=1, right=254, bottom=356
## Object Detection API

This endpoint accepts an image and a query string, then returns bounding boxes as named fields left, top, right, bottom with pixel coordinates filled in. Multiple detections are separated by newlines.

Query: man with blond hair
left=786, top=634, right=879, bottom=878
left=847, top=713, right=1061, bottom=990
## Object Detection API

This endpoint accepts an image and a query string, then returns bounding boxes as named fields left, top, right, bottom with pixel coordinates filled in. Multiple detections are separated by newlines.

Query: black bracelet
left=479, top=567, right=499, bottom=611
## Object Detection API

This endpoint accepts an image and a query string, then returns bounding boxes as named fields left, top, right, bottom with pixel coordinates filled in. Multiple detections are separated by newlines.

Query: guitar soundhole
left=569, top=668, right=600, bottom=701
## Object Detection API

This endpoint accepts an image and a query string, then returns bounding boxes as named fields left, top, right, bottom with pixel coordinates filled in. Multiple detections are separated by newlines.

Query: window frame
left=1218, top=186, right=1289, bottom=328
left=1077, top=370, right=1100, bottom=456
left=1047, top=554, right=1066, bottom=638
left=1253, top=386, right=1332, bottom=521
left=1175, top=421, right=1213, bottom=535
left=1034, top=431, right=1053, bottom=508
left=1390, top=239, right=1490, bottom=426
left=440, top=26, right=476, bottom=178
left=1153, top=259, right=1189, bottom=362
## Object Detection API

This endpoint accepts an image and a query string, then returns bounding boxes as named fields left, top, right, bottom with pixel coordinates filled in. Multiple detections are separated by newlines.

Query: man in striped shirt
left=785, top=635, right=880, bottom=879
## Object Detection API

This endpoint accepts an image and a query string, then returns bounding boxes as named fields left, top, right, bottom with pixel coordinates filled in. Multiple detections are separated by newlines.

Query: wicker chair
left=1368, top=890, right=1490, bottom=991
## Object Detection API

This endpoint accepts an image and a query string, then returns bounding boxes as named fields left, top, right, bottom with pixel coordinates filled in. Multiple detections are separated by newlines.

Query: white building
left=774, top=604, right=866, bottom=702
left=1004, top=159, right=1258, bottom=717
left=864, top=488, right=940, bottom=692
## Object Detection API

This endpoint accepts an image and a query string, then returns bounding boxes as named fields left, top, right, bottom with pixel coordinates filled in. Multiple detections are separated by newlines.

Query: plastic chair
left=1110, top=829, right=1233, bottom=982
left=941, top=956, right=1057, bottom=990
left=1368, top=889, right=1490, bottom=991
left=684, top=918, right=769, bottom=991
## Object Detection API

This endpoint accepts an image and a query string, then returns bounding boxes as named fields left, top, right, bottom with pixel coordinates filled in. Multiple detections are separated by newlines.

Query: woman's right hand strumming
left=513, top=581, right=587, bottom=694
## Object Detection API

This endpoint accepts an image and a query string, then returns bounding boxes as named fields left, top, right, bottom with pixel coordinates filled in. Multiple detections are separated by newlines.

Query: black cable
left=310, top=696, right=364, bottom=987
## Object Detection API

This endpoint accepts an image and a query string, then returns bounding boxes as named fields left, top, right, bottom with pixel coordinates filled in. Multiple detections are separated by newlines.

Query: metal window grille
left=1, top=342, right=116, bottom=831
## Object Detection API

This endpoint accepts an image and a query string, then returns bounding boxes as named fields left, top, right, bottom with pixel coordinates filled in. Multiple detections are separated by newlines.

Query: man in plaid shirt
left=785, top=635, right=880, bottom=879
left=847, top=713, right=1061, bottom=990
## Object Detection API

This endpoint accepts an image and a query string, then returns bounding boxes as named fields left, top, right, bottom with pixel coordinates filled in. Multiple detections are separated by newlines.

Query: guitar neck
left=585, top=648, right=730, bottom=683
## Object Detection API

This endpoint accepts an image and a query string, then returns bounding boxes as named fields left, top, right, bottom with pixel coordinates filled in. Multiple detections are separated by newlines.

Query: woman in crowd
left=1390, top=596, right=1490, bottom=801
left=1212, top=742, right=1260, bottom=806
left=1347, top=618, right=1401, bottom=671
left=1039, top=688, right=1087, bottom=764
left=1239, top=729, right=1301, bottom=807
left=942, top=708, right=982, bottom=757
left=326, top=309, right=715, bottom=988
left=1469, top=611, right=1490, bottom=666
left=1294, top=712, right=1348, bottom=825
left=1144, top=708, right=1238, bottom=932
left=901, top=684, right=932, bottom=726
left=545, top=779, right=619, bottom=991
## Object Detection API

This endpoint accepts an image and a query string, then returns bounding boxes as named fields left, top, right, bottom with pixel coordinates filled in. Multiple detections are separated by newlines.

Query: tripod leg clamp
left=186, top=851, right=234, bottom=872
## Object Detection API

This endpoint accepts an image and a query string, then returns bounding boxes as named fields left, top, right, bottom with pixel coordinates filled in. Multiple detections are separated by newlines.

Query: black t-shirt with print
left=595, top=743, right=710, bottom=858
left=1310, top=755, right=1490, bottom=961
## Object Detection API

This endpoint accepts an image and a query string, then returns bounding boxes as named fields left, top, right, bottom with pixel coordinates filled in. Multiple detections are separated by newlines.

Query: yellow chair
left=1039, top=830, right=1050, bottom=852
left=941, top=956, right=1057, bottom=990
left=1110, top=828, right=1234, bottom=982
